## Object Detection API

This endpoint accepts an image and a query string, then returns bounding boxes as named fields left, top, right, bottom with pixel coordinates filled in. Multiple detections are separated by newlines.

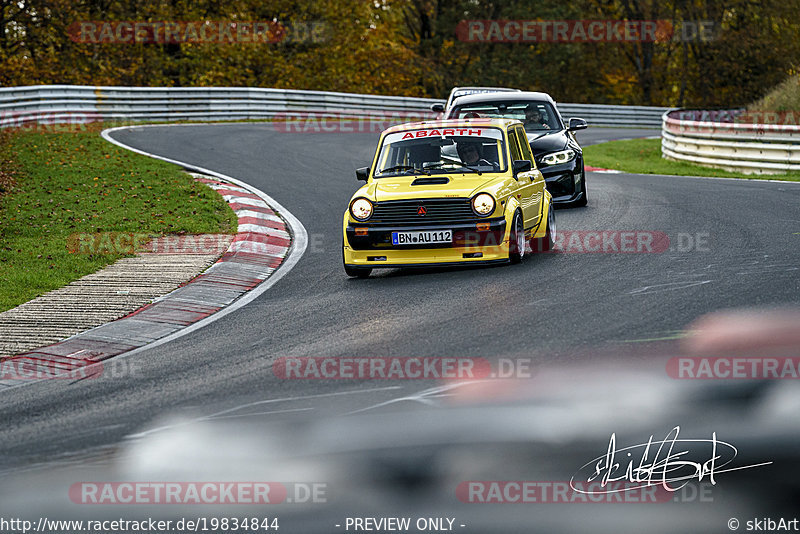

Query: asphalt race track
left=1, top=124, right=798, bottom=472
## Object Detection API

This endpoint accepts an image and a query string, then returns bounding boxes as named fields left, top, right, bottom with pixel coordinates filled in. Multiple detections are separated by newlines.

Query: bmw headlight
left=540, top=149, right=576, bottom=166
left=471, top=193, right=495, bottom=216
left=350, top=198, right=373, bottom=221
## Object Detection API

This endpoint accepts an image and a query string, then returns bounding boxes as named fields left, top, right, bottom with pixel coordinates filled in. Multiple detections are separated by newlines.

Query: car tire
left=575, top=165, right=587, bottom=207
left=509, top=210, right=525, bottom=264
left=531, top=204, right=556, bottom=253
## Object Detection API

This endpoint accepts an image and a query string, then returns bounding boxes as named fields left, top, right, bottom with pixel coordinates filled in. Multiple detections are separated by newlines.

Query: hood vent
left=411, top=177, right=450, bottom=186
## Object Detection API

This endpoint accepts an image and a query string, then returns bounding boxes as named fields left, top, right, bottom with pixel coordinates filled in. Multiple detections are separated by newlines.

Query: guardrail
left=0, top=85, right=668, bottom=129
left=557, top=103, right=667, bottom=128
left=0, top=85, right=438, bottom=125
left=661, top=109, right=800, bottom=174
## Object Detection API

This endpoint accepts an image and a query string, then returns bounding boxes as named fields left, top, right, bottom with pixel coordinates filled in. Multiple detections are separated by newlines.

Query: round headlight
left=472, top=193, right=495, bottom=216
left=350, top=198, right=373, bottom=221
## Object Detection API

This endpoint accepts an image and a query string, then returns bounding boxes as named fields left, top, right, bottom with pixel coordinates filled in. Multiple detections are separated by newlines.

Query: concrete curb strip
left=0, top=250, right=230, bottom=356
left=0, top=126, right=307, bottom=388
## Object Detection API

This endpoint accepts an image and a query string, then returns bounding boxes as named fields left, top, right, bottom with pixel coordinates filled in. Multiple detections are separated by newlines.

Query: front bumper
left=539, top=156, right=584, bottom=205
left=344, top=218, right=510, bottom=268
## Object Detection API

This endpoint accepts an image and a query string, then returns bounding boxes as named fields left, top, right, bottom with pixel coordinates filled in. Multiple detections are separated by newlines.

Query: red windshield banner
left=401, top=128, right=485, bottom=139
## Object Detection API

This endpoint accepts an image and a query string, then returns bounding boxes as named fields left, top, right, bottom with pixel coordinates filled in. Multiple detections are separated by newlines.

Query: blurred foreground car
left=430, top=86, right=521, bottom=116
left=6, top=359, right=796, bottom=534
left=342, top=118, right=556, bottom=278
left=447, top=91, right=588, bottom=207
left=2, top=309, right=797, bottom=533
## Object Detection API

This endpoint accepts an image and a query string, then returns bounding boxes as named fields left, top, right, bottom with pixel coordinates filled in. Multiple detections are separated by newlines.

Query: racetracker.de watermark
left=666, top=109, right=800, bottom=136
left=541, top=230, right=673, bottom=253
left=456, top=481, right=712, bottom=503
left=0, top=111, right=103, bottom=132
left=667, top=357, right=800, bottom=379
left=273, top=357, right=537, bottom=380
left=68, top=20, right=327, bottom=44
left=456, top=19, right=717, bottom=43
left=0, top=356, right=138, bottom=380
left=69, top=482, right=327, bottom=504
left=67, top=233, right=234, bottom=255
left=670, top=109, right=800, bottom=126
left=330, top=231, right=708, bottom=255
left=271, top=112, right=436, bottom=134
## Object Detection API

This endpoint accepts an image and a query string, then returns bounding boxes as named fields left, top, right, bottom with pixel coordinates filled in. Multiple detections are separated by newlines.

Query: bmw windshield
left=374, top=126, right=507, bottom=177
left=450, top=101, right=562, bottom=132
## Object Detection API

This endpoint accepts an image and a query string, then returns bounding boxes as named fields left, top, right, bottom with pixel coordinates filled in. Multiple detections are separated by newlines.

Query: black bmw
left=446, top=91, right=588, bottom=207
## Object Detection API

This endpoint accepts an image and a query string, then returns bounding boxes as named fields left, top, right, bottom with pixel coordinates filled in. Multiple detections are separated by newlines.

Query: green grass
left=749, top=75, right=800, bottom=113
left=583, top=138, right=800, bottom=181
left=0, top=128, right=238, bottom=312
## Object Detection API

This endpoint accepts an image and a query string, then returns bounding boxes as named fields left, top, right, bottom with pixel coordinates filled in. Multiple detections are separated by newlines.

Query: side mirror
left=568, top=117, right=588, bottom=131
left=356, top=167, right=369, bottom=182
left=513, top=160, right=532, bottom=176
left=430, top=103, right=445, bottom=113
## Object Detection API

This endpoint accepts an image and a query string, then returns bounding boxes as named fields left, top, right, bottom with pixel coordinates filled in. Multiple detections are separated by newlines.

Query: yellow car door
left=508, top=125, right=544, bottom=230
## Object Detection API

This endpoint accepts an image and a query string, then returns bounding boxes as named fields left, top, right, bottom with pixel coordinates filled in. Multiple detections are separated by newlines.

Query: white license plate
left=392, top=230, right=452, bottom=246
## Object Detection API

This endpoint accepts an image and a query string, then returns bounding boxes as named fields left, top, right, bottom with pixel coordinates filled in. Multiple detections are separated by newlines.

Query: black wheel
left=531, top=203, right=556, bottom=252
left=575, top=165, right=588, bottom=207
left=344, top=264, right=372, bottom=278
left=508, top=210, right=525, bottom=264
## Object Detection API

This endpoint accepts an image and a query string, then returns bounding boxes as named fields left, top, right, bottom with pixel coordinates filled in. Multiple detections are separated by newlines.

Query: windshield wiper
left=454, top=164, right=482, bottom=175
left=378, top=165, right=429, bottom=176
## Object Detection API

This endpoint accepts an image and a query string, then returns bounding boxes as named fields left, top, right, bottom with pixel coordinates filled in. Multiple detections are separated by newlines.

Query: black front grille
left=371, top=198, right=477, bottom=225
left=544, top=172, right=575, bottom=197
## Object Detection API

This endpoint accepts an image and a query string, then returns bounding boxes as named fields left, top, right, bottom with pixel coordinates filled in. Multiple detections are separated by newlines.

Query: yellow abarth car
left=342, top=118, right=556, bottom=278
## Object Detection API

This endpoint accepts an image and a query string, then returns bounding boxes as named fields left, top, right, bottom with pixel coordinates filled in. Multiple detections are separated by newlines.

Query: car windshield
left=446, top=88, right=519, bottom=109
left=374, top=126, right=507, bottom=177
left=451, top=101, right=561, bottom=131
